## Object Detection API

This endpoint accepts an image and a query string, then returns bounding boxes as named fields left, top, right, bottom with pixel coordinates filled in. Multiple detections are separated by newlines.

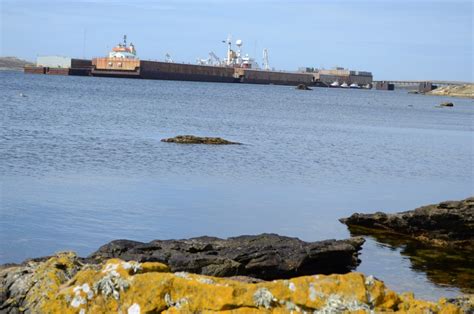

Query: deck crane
left=208, top=52, right=221, bottom=66
left=165, top=53, right=173, bottom=63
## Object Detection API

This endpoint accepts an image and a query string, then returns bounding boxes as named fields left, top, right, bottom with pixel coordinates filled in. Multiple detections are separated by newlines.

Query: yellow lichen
left=9, top=253, right=469, bottom=313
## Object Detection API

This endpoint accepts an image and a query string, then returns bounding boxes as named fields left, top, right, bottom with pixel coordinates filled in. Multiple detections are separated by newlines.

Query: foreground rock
left=161, top=135, right=241, bottom=145
left=340, top=198, right=474, bottom=250
left=427, top=84, right=474, bottom=98
left=1, top=253, right=470, bottom=313
left=89, top=234, right=365, bottom=280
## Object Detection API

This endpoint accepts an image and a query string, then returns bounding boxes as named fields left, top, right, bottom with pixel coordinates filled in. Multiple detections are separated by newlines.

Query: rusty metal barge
left=24, top=36, right=372, bottom=87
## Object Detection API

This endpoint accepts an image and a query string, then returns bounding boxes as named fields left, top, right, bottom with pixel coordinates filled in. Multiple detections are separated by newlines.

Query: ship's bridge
left=108, top=50, right=136, bottom=59
left=109, top=43, right=136, bottom=59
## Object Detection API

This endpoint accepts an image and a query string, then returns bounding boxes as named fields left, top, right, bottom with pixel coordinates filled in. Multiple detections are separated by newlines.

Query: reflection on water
left=348, top=226, right=474, bottom=295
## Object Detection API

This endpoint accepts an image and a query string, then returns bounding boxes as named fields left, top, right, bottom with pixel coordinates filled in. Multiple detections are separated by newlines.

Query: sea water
left=1, top=71, right=472, bottom=300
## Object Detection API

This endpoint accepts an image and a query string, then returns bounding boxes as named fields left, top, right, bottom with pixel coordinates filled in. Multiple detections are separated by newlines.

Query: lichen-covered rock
left=340, top=197, right=474, bottom=250
left=89, top=233, right=365, bottom=280
left=0, top=253, right=469, bottom=313
left=161, top=135, right=241, bottom=145
left=0, top=252, right=83, bottom=314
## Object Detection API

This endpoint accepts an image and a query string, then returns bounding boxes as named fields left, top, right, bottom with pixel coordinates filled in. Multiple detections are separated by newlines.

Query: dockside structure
left=24, top=56, right=92, bottom=76
left=299, top=67, right=373, bottom=87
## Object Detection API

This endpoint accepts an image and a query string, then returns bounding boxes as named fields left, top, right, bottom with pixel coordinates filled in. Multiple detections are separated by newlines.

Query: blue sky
left=1, top=0, right=472, bottom=81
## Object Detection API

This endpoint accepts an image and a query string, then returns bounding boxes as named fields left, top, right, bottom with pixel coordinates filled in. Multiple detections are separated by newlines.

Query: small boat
left=330, top=81, right=340, bottom=87
left=349, top=83, right=360, bottom=89
left=341, top=82, right=349, bottom=88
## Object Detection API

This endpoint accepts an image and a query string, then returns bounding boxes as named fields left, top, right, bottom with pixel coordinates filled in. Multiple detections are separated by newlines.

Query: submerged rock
left=295, top=84, right=312, bottom=90
left=340, top=197, right=474, bottom=250
left=1, top=253, right=469, bottom=313
left=89, top=234, right=365, bottom=280
left=161, top=135, right=240, bottom=145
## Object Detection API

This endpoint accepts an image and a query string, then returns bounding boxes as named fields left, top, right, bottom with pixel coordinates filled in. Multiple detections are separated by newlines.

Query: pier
left=373, top=80, right=469, bottom=87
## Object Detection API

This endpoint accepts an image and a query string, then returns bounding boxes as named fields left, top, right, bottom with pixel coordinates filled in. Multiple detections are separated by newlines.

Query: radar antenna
left=165, top=53, right=173, bottom=63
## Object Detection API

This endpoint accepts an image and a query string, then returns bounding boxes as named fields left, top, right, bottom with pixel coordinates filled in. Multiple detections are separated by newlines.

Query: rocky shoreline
left=1, top=252, right=472, bottom=313
left=340, top=197, right=474, bottom=250
left=427, top=84, right=474, bottom=98
left=1, top=199, right=473, bottom=313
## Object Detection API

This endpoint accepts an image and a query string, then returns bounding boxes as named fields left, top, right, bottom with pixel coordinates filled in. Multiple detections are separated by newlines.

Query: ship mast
left=224, top=34, right=232, bottom=66
left=263, top=48, right=270, bottom=70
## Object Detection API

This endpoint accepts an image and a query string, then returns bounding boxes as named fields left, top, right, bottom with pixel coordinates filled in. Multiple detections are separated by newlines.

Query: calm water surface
left=1, top=71, right=473, bottom=300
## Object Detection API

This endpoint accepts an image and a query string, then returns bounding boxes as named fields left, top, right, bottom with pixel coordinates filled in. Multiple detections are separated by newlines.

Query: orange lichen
left=5, top=253, right=469, bottom=313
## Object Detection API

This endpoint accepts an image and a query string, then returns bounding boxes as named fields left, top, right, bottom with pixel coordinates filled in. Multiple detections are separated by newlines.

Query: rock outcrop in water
left=439, top=102, right=454, bottom=107
left=89, top=234, right=365, bottom=280
left=340, top=197, right=474, bottom=250
left=295, top=84, right=312, bottom=90
left=1, top=252, right=470, bottom=313
left=161, top=135, right=240, bottom=145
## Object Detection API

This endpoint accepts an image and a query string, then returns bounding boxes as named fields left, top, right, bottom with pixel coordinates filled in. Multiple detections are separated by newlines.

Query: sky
left=1, top=0, right=472, bottom=81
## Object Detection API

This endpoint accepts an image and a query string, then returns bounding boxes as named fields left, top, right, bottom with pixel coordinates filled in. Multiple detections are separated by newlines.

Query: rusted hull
left=234, top=68, right=314, bottom=86
left=24, top=66, right=46, bottom=74
left=26, top=58, right=319, bottom=86
left=91, top=68, right=140, bottom=79
left=24, top=67, right=71, bottom=75
left=139, top=61, right=236, bottom=83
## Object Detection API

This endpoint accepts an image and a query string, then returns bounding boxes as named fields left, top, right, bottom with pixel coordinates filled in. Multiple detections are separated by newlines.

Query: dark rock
left=161, top=135, right=241, bottom=145
left=439, top=102, right=454, bottom=107
left=340, top=197, right=474, bottom=250
left=89, top=233, right=365, bottom=280
left=295, top=84, right=312, bottom=90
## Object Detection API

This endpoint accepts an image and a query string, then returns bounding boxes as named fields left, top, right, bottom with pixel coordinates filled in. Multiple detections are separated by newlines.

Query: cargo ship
left=91, top=36, right=314, bottom=85
left=25, top=35, right=373, bottom=87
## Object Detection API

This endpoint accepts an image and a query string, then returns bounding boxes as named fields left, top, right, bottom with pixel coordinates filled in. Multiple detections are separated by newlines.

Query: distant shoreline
left=0, top=68, right=24, bottom=71
left=426, top=84, right=474, bottom=99
left=0, top=56, right=34, bottom=71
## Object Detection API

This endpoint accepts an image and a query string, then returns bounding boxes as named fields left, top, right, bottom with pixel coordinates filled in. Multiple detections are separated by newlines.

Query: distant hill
left=0, top=57, right=34, bottom=71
